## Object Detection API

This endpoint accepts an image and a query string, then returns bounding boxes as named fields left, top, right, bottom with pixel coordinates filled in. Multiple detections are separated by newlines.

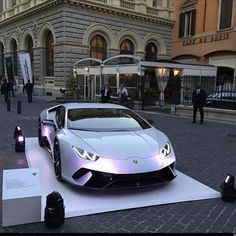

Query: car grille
left=72, top=163, right=176, bottom=189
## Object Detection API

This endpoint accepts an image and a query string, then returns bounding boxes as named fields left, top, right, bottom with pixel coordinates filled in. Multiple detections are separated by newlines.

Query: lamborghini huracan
left=38, top=103, right=177, bottom=189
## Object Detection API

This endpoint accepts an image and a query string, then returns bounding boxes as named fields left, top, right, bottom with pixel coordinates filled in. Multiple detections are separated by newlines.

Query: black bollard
left=17, top=100, right=21, bottom=114
left=7, top=98, right=11, bottom=111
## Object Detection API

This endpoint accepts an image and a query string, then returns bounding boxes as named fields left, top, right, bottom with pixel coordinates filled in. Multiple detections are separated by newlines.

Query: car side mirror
left=42, top=119, right=57, bottom=130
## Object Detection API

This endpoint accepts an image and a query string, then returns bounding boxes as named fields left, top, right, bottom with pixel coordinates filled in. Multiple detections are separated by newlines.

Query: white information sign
left=18, top=53, right=33, bottom=84
left=2, top=168, right=41, bottom=227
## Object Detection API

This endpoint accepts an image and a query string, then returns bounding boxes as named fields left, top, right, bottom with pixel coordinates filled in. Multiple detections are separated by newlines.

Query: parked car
left=38, top=103, right=177, bottom=189
left=206, top=91, right=236, bottom=109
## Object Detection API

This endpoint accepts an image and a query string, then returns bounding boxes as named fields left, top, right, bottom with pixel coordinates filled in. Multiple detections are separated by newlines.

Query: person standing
left=117, top=83, right=128, bottom=106
left=8, top=80, right=15, bottom=97
left=1, top=79, right=9, bottom=102
left=25, top=79, right=33, bottom=102
left=101, top=84, right=111, bottom=103
left=192, top=83, right=207, bottom=124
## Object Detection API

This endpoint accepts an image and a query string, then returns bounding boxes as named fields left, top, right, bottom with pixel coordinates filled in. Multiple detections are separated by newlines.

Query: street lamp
left=84, top=66, right=90, bottom=101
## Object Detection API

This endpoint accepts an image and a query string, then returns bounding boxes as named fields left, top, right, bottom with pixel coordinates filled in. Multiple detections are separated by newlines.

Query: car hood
left=70, top=128, right=161, bottom=160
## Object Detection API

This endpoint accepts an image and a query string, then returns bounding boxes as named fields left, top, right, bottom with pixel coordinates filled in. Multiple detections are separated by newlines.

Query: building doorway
left=217, top=66, right=234, bottom=90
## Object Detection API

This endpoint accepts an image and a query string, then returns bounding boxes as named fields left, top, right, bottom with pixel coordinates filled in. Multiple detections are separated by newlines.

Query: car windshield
left=67, top=108, right=151, bottom=131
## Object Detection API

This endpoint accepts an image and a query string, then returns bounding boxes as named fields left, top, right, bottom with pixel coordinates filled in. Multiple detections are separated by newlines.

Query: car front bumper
left=71, top=162, right=176, bottom=189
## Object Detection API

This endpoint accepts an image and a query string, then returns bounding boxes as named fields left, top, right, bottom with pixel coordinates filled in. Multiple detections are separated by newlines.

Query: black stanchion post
left=7, top=98, right=11, bottom=112
left=17, top=100, right=21, bottom=114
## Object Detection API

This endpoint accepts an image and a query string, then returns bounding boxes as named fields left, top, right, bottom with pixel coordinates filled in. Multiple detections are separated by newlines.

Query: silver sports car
left=38, top=103, right=176, bottom=189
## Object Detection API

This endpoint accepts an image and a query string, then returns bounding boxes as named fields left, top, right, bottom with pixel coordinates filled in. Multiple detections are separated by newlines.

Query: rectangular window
left=179, top=9, right=196, bottom=38
left=10, top=0, right=16, bottom=8
left=153, top=0, right=163, bottom=7
left=219, top=0, right=233, bottom=29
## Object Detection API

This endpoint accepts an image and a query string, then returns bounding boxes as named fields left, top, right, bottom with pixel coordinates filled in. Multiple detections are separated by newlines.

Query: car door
left=48, top=106, right=66, bottom=152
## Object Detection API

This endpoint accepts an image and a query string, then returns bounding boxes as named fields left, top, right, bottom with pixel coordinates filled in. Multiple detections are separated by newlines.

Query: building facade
left=172, top=0, right=236, bottom=89
left=0, top=0, right=174, bottom=97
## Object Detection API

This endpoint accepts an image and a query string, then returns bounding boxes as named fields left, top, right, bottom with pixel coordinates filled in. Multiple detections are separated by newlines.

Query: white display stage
left=25, top=138, right=220, bottom=221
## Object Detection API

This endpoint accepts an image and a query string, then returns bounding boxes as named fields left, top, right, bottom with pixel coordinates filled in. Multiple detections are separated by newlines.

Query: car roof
left=60, top=103, right=129, bottom=110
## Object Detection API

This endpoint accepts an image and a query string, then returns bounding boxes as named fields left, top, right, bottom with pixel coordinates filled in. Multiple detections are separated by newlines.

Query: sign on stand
left=2, top=168, right=41, bottom=227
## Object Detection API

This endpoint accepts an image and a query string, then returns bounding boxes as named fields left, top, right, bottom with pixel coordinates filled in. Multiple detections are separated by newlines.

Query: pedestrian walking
left=101, top=84, right=111, bottom=103
left=25, top=79, right=33, bottom=102
left=1, top=79, right=9, bottom=102
left=192, top=83, right=207, bottom=124
left=117, top=84, right=128, bottom=106
left=8, top=80, right=15, bottom=97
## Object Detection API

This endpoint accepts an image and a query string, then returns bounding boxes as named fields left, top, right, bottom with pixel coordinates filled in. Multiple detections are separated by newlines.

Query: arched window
left=90, top=35, right=107, bottom=60
left=0, top=43, right=4, bottom=80
left=12, top=40, right=18, bottom=76
left=46, top=31, right=54, bottom=76
left=27, top=36, right=34, bottom=76
left=145, top=43, right=158, bottom=61
left=120, top=39, right=134, bottom=55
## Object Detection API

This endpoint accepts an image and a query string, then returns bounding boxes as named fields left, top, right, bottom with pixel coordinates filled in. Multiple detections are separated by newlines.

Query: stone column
left=5, top=0, right=10, bottom=9
left=136, top=0, right=147, bottom=14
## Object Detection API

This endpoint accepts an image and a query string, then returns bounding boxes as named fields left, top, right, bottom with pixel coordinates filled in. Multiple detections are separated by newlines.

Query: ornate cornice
left=0, top=0, right=61, bottom=27
left=0, top=0, right=174, bottom=28
left=72, top=0, right=174, bottom=27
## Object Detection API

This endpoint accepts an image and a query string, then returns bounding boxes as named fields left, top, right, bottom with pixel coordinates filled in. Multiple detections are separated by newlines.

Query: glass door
left=77, top=74, right=100, bottom=101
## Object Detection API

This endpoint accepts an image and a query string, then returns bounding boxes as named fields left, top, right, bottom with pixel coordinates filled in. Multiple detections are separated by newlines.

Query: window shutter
left=179, top=13, right=185, bottom=38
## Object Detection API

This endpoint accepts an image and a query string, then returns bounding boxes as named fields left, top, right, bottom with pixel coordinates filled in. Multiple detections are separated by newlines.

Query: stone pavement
left=0, top=91, right=235, bottom=233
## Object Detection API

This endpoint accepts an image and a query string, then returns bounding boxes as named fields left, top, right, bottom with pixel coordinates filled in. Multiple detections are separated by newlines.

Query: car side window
left=56, top=106, right=66, bottom=129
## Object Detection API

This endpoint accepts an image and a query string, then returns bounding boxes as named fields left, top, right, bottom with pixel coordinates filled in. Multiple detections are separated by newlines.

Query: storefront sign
left=183, top=33, right=229, bottom=46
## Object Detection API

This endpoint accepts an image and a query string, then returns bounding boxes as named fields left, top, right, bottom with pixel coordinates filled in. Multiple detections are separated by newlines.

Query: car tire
left=38, top=119, right=44, bottom=147
left=53, top=139, right=63, bottom=182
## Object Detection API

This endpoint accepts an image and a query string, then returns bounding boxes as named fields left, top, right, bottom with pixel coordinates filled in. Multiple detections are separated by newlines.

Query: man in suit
left=1, top=79, right=9, bottom=102
left=101, top=84, right=111, bottom=103
left=117, top=84, right=128, bottom=106
left=25, top=79, right=33, bottom=102
left=192, top=83, right=207, bottom=124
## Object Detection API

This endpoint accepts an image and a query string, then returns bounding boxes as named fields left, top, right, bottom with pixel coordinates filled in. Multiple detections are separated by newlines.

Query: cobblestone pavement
left=0, top=91, right=235, bottom=233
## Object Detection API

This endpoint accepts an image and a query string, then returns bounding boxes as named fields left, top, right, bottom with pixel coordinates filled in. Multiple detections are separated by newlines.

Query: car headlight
left=73, top=146, right=100, bottom=161
left=160, top=142, right=171, bottom=157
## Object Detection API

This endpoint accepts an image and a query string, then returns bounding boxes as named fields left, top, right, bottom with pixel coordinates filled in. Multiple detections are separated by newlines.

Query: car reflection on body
left=38, top=103, right=177, bottom=189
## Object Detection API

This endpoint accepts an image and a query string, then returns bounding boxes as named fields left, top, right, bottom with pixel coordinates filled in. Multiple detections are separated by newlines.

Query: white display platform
left=2, top=168, right=41, bottom=226
left=25, top=138, right=220, bottom=222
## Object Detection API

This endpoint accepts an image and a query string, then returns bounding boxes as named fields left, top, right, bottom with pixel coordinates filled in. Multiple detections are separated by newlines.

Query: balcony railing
left=120, top=0, right=135, bottom=10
